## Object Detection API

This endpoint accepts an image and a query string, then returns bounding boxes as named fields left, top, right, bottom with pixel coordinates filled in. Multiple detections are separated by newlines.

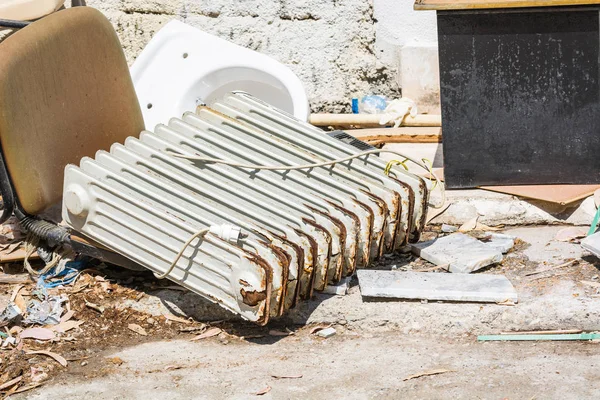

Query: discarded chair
left=0, top=7, right=435, bottom=324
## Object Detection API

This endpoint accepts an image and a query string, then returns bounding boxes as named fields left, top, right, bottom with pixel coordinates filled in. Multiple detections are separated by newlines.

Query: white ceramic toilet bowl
left=131, top=20, right=310, bottom=129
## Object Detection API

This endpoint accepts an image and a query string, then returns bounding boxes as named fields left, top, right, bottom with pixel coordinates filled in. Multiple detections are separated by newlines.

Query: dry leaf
left=100, top=282, right=112, bottom=292
left=403, top=368, right=454, bottom=381
left=164, top=314, right=192, bottom=324
left=475, top=222, right=501, bottom=231
left=458, top=216, right=478, bottom=232
left=52, top=320, right=84, bottom=333
left=255, top=385, right=272, bottom=396
left=10, top=382, right=43, bottom=395
left=27, top=350, right=68, bottom=367
left=1, top=242, right=22, bottom=255
left=10, top=284, right=23, bottom=302
left=308, top=324, right=332, bottom=335
left=164, top=365, right=183, bottom=371
left=0, top=375, right=22, bottom=390
left=128, top=323, right=147, bottom=336
left=109, top=357, right=124, bottom=366
left=19, top=327, right=55, bottom=341
left=14, top=294, right=26, bottom=312
left=191, top=327, right=221, bottom=341
left=60, top=310, right=75, bottom=323
left=178, top=324, right=207, bottom=333
left=272, top=374, right=303, bottom=379
left=525, top=260, right=577, bottom=277
left=85, top=301, right=104, bottom=313
left=554, top=227, right=588, bottom=242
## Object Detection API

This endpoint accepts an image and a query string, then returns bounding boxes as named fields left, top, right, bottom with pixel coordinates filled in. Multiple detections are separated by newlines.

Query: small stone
left=484, top=233, right=515, bottom=254
left=441, top=224, right=458, bottom=233
left=316, top=327, right=336, bottom=338
left=81, top=361, right=88, bottom=366
left=147, top=318, right=156, bottom=325
left=322, top=277, right=351, bottom=296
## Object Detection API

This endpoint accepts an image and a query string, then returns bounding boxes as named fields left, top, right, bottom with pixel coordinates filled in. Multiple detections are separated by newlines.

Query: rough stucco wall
left=86, top=0, right=400, bottom=113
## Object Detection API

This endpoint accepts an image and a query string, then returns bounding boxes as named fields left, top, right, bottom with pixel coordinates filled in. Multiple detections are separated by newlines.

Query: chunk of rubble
left=315, top=327, right=337, bottom=338
left=411, top=233, right=503, bottom=273
left=441, top=224, right=458, bottom=233
left=483, top=233, right=515, bottom=254
left=322, top=277, right=351, bottom=296
left=582, top=231, right=600, bottom=258
left=357, top=270, right=518, bottom=303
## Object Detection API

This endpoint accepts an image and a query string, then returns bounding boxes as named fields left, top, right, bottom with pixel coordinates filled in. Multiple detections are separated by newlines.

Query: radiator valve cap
left=64, top=184, right=90, bottom=218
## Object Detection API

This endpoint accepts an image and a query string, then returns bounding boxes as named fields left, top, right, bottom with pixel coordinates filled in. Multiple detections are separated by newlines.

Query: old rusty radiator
left=61, top=92, right=430, bottom=325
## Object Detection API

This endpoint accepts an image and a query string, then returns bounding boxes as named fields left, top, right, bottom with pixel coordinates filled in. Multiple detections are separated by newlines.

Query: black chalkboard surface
left=437, top=8, right=600, bottom=188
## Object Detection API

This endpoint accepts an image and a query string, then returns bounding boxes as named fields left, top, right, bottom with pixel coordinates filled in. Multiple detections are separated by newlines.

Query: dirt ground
left=0, top=225, right=598, bottom=399
left=16, top=331, right=600, bottom=399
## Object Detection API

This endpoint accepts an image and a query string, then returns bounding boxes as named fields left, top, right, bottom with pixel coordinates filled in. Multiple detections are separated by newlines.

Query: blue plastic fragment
left=37, top=260, right=87, bottom=289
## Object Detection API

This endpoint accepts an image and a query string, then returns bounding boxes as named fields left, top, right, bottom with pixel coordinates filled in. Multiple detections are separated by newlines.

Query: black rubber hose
left=0, top=152, right=14, bottom=226
left=14, top=209, right=70, bottom=247
left=0, top=19, right=30, bottom=29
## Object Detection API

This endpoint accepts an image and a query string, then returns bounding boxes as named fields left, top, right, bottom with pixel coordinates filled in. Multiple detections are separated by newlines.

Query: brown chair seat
left=0, top=7, right=144, bottom=215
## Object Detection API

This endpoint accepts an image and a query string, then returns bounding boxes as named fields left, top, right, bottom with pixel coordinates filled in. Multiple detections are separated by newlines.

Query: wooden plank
left=0, top=273, right=32, bottom=284
left=0, top=248, right=39, bottom=263
left=414, top=0, right=600, bottom=11
left=345, top=127, right=442, bottom=144
left=309, top=114, right=441, bottom=128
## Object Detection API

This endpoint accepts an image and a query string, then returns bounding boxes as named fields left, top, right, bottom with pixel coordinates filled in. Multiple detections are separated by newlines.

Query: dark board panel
left=438, top=9, right=600, bottom=188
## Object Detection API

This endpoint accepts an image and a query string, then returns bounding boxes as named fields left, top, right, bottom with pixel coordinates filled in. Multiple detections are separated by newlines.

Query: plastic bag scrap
left=37, top=259, right=87, bottom=289
left=0, top=302, right=22, bottom=327
left=23, top=295, right=66, bottom=325
left=379, top=98, right=418, bottom=128
left=1, top=258, right=87, bottom=326
left=359, top=95, right=388, bottom=114
left=21, top=258, right=87, bottom=325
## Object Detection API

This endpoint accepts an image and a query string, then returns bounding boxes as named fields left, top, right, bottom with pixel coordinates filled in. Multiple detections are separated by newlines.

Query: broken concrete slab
left=484, top=233, right=515, bottom=254
left=322, top=277, right=351, bottom=296
left=411, top=233, right=503, bottom=273
left=581, top=232, right=600, bottom=258
left=357, top=270, right=518, bottom=303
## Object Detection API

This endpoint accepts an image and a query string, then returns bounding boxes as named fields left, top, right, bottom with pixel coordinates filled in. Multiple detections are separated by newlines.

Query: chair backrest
left=0, top=7, right=144, bottom=215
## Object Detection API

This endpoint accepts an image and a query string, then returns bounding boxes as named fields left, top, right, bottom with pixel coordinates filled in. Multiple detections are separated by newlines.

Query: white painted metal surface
left=62, top=92, right=429, bottom=324
left=130, top=20, right=310, bottom=130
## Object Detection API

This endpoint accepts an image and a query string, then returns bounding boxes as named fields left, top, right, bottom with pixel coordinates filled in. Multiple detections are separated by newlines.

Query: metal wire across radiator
left=62, top=92, right=430, bottom=325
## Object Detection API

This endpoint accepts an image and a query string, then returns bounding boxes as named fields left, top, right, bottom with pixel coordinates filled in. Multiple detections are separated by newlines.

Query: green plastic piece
left=478, top=333, right=600, bottom=342
left=588, top=205, right=600, bottom=236
left=0, top=332, right=7, bottom=339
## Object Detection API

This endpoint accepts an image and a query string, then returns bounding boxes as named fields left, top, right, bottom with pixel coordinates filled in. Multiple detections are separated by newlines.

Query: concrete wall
left=87, top=0, right=439, bottom=113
